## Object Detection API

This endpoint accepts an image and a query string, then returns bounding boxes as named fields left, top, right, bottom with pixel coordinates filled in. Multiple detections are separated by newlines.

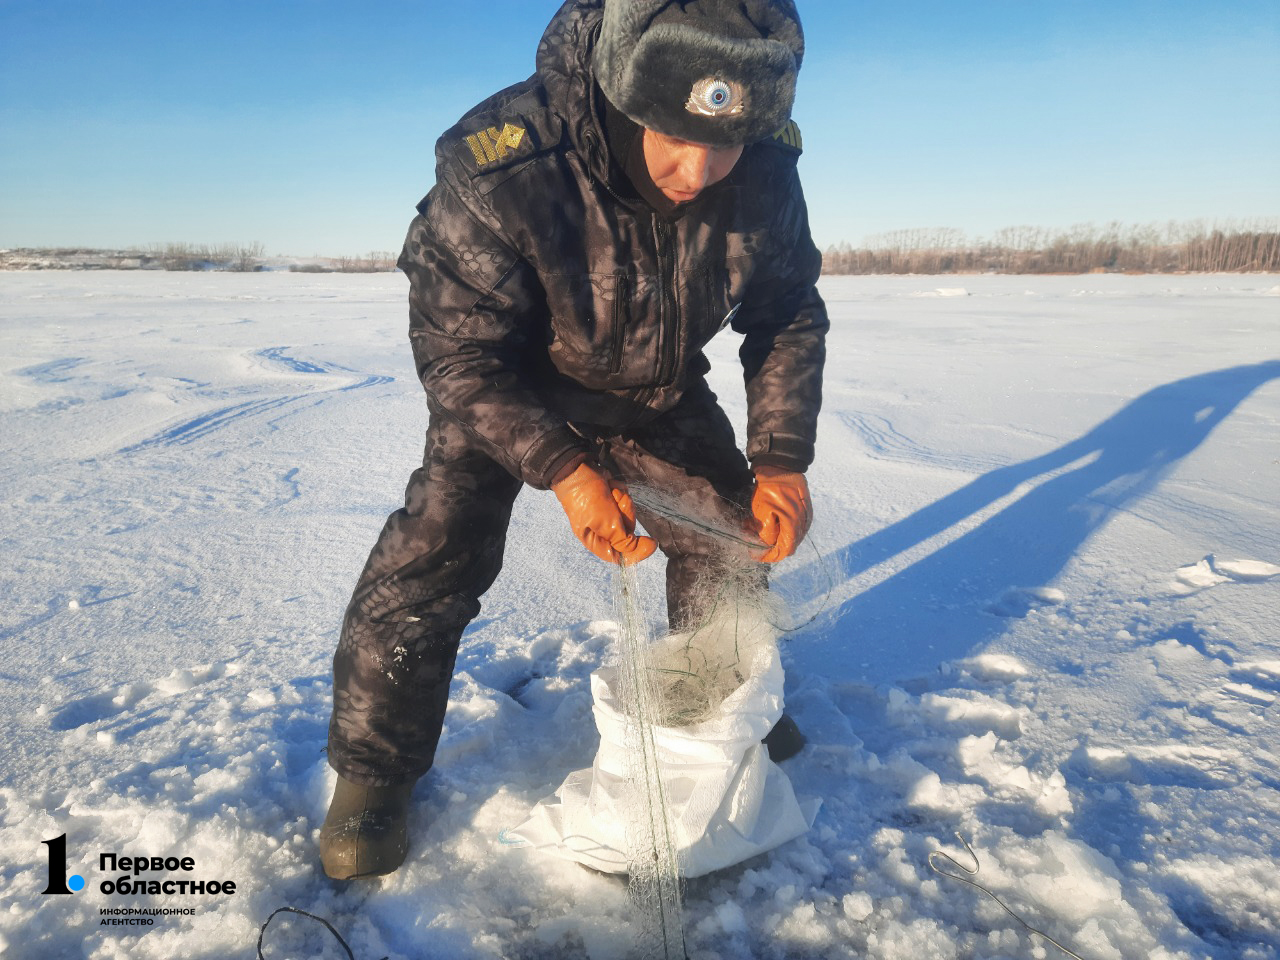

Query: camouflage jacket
left=398, top=0, right=828, bottom=490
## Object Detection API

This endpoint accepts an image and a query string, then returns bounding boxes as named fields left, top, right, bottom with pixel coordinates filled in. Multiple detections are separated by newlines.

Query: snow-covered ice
left=1, top=271, right=1277, bottom=958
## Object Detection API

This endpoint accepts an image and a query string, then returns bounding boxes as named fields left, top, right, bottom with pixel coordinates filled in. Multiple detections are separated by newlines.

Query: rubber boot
left=763, top=713, right=806, bottom=762
left=318, top=775, right=415, bottom=880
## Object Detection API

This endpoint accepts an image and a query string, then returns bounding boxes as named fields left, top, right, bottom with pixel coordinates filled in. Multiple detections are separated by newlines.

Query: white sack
left=507, top=631, right=818, bottom=878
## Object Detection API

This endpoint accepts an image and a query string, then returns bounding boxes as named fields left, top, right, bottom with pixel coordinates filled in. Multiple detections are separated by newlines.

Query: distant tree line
left=288, top=252, right=397, bottom=273
left=0, top=243, right=267, bottom=271
left=145, top=242, right=266, bottom=271
left=822, top=220, right=1280, bottom=275
left=6, top=221, right=1277, bottom=275
left=0, top=245, right=399, bottom=272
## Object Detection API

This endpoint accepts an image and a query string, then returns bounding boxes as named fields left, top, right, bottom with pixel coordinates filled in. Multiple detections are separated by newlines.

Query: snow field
left=0, top=271, right=1277, bottom=958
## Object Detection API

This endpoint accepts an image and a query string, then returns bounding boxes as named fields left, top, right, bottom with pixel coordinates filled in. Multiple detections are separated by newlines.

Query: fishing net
left=508, top=492, right=820, bottom=959
left=509, top=571, right=815, bottom=956
left=611, top=561, right=687, bottom=960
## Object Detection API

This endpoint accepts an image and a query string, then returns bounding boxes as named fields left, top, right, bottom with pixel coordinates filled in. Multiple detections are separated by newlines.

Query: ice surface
left=1, top=271, right=1278, bottom=958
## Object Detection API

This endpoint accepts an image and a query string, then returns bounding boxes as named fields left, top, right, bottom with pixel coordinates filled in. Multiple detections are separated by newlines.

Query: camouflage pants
left=327, top=381, right=759, bottom=786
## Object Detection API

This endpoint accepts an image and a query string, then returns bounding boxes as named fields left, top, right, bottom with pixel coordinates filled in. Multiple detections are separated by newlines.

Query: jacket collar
left=536, top=1, right=625, bottom=194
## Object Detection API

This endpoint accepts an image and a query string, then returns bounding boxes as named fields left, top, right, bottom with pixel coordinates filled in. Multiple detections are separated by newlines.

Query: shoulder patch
left=769, top=120, right=803, bottom=154
left=457, top=121, right=538, bottom=174
left=464, top=123, right=529, bottom=167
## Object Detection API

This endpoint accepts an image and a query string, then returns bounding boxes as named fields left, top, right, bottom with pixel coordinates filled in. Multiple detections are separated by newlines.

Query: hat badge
left=685, top=77, right=745, bottom=117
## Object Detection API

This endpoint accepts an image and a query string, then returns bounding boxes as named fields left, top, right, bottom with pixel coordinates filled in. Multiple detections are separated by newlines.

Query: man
left=320, top=0, right=827, bottom=880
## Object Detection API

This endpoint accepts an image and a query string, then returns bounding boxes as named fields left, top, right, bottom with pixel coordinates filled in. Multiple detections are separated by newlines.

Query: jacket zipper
left=609, top=272, right=627, bottom=375
left=623, top=217, right=677, bottom=420
left=655, top=217, right=679, bottom=386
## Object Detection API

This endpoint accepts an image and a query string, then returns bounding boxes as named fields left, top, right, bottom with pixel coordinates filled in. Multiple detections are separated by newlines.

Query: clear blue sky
left=2, top=1, right=1277, bottom=257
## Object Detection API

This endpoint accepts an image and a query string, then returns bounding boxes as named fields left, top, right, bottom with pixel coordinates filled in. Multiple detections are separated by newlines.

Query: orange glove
left=553, top=462, right=657, bottom=566
left=751, top=465, right=812, bottom=563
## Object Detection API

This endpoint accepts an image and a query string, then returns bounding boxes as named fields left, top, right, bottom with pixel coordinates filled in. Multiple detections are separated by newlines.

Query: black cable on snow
left=256, top=906, right=388, bottom=960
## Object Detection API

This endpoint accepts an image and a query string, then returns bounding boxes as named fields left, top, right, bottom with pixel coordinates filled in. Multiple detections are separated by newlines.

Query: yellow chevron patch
left=770, top=119, right=803, bottom=153
left=463, top=123, right=528, bottom=168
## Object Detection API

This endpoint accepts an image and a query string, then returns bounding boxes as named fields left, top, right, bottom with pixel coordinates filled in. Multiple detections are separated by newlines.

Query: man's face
left=642, top=129, right=744, bottom=204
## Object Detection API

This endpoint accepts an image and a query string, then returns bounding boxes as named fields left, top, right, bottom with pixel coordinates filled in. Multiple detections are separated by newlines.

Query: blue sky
left=1, top=0, right=1277, bottom=257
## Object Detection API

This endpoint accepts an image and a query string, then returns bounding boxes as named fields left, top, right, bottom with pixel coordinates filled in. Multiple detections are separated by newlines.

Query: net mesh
left=646, top=572, right=780, bottom=729
left=612, top=563, right=688, bottom=960
left=605, top=482, right=832, bottom=959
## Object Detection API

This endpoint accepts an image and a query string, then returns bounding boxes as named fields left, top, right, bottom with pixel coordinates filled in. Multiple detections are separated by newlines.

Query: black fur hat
left=593, top=0, right=805, bottom=147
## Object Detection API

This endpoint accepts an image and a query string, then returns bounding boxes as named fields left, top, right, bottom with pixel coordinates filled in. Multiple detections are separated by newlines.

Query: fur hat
left=593, top=0, right=805, bottom=147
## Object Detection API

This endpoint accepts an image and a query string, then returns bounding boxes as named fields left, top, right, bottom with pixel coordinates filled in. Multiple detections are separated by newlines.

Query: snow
left=2, top=270, right=1278, bottom=959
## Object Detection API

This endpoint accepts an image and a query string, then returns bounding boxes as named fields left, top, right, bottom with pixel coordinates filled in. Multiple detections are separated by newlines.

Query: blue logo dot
left=68, top=875, right=86, bottom=892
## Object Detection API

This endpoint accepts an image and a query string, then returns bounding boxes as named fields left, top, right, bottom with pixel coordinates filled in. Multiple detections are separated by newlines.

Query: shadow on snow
left=793, top=360, right=1280, bottom=681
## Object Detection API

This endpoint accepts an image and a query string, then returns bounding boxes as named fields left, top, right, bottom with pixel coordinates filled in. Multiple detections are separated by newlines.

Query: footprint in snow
left=1070, top=742, right=1240, bottom=789
left=985, top=586, right=1065, bottom=618
left=1214, top=558, right=1280, bottom=581
left=1171, top=554, right=1279, bottom=595
left=46, top=662, right=236, bottom=731
left=1214, top=682, right=1275, bottom=708
left=1229, top=661, right=1280, bottom=693
left=1188, top=680, right=1276, bottom=738
left=1145, top=638, right=1276, bottom=736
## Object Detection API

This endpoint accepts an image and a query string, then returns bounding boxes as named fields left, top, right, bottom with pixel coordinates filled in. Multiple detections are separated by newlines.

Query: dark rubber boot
left=318, top=776, right=415, bottom=880
left=763, top=713, right=806, bottom=763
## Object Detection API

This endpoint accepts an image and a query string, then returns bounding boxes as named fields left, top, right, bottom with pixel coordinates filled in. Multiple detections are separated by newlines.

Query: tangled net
left=612, top=563, right=688, bottom=960
left=644, top=579, right=781, bottom=729
left=604, top=482, right=822, bottom=960
left=611, top=554, right=785, bottom=959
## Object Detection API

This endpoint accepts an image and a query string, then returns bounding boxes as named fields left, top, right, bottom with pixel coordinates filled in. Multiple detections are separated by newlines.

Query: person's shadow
left=789, top=360, right=1280, bottom=680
